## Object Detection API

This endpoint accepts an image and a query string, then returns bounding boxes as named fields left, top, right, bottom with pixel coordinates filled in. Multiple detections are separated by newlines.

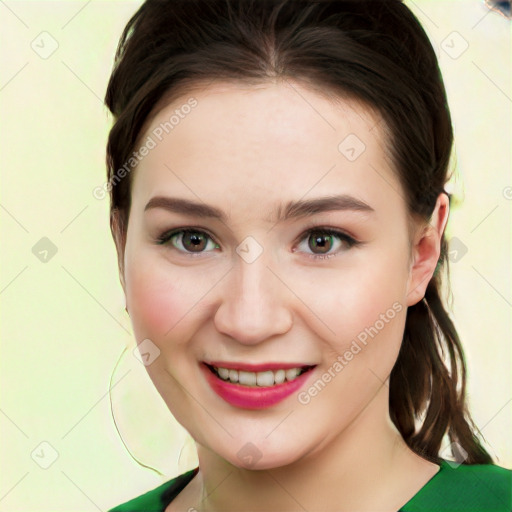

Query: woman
left=104, top=0, right=511, bottom=510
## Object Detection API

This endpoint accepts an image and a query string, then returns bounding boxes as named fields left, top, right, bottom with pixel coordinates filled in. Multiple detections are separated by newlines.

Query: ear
left=110, top=209, right=127, bottom=295
left=406, top=193, right=450, bottom=306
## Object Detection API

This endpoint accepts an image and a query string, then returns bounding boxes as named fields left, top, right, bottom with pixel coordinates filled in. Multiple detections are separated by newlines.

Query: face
left=119, top=80, right=421, bottom=470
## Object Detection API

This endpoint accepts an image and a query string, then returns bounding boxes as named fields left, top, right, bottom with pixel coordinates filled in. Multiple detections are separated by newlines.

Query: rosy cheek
left=125, top=268, right=187, bottom=343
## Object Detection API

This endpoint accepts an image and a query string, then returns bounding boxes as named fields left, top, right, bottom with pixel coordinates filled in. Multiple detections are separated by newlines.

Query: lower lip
left=201, top=363, right=315, bottom=410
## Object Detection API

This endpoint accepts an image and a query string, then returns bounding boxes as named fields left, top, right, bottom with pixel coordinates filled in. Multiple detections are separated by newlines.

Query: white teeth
left=274, top=369, right=286, bottom=384
left=285, top=368, right=300, bottom=380
left=218, top=367, right=230, bottom=380
left=212, top=365, right=308, bottom=387
left=238, top=371, right=257, bottom=386
left=256, top=371, right=274, bottom=387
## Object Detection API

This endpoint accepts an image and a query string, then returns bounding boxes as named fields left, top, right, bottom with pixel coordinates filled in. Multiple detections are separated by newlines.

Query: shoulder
left=108, top=468, right=199, bottom=512
left=402, top=459, right=512, bottom=512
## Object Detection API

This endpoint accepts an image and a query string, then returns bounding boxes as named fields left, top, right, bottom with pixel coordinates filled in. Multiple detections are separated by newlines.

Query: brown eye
left=296, top=228, right=358, bottom=259
left=158, top=229, right=220, bottom=254
left=182, top=231, right=208, bottom=252
left=308, top=231, right=334, bottom=254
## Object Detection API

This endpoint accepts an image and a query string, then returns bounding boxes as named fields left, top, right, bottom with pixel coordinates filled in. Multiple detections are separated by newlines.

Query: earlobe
left=406, top=193, right=450, bottom=306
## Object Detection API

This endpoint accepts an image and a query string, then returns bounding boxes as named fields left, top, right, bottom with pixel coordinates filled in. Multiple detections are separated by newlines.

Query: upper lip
left=204, top=361, right=317, bottom=372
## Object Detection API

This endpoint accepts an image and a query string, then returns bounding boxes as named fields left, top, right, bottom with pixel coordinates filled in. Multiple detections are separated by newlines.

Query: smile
left=201, top=362, right=317, bottom=409
left=209, top=364, right=312, bottom=387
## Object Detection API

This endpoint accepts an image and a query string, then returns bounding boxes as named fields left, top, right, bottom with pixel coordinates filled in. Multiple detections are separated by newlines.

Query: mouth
left=204, top=362, right=316, bottom=387
left=201, top=362, right=317, bottom=409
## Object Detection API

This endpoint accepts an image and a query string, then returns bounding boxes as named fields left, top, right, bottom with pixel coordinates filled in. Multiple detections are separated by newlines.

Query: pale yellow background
left=0, top=1, right=510, bottom=510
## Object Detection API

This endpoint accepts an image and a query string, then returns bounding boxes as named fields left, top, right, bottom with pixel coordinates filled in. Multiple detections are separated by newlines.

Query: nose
left=213, top=256, right=293, bottom=345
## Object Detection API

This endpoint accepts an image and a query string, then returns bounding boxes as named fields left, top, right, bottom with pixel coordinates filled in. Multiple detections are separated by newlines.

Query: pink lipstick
left=201, top=362, right=316, bottom=409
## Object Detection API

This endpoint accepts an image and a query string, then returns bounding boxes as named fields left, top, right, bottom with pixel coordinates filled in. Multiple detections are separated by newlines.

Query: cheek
left=306, top=250, right=409, bottom=354
left=326, top=254, right=407, bottom=316
left=346, top=258, right=408, bottom=360
left=125, top=261, right=191, bottom=343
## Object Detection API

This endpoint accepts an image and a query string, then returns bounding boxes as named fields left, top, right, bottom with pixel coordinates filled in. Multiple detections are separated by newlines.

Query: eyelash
left=156, top=227, right=360, bottom=260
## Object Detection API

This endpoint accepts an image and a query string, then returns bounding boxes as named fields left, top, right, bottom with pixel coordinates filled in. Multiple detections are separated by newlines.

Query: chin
left=217, top=440, right=306, bottom=471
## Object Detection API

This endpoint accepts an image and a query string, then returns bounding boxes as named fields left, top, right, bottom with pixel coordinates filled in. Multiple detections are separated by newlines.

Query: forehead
left=131, top=80, right=402, bottom=218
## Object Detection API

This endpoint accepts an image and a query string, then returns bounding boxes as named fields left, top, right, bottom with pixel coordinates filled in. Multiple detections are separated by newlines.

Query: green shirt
left=108, top=459, right=512, bottom=511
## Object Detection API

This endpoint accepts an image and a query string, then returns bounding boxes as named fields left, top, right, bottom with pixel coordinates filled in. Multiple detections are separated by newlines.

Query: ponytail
left=390, top=237, right=493, bottom=465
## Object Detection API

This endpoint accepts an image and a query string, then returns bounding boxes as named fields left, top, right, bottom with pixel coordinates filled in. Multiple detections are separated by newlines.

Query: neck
left=191, top=383, right=426, bottom=512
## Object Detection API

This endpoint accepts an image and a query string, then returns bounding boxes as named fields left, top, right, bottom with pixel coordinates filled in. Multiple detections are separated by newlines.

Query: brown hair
left=104, top=0, right=493, bottom=465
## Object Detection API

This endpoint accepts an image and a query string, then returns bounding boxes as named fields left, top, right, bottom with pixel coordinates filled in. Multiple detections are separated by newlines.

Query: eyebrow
left=144, top=194, right=375, bottom=223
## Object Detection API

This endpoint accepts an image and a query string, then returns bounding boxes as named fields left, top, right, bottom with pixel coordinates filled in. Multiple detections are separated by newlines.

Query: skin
left=112, top=79, right=449, bottom=512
